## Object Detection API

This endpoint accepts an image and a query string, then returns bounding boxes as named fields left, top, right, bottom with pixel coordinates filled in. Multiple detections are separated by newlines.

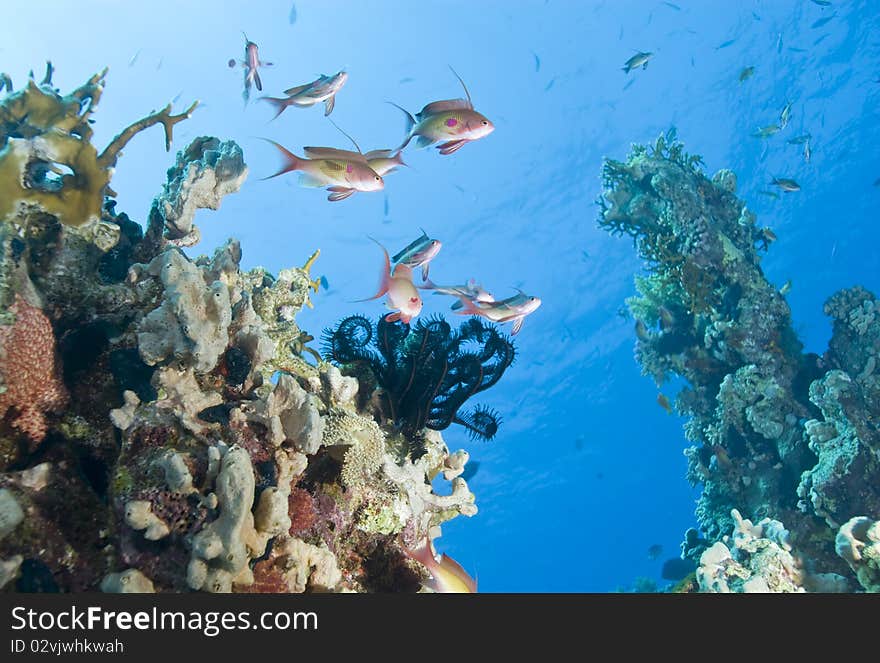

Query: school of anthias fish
left=229, top=34, right=542, bottom=336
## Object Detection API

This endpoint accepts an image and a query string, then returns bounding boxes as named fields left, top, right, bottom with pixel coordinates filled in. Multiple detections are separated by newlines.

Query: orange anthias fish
left=356, top=239, right=423, bottom=324
left=261, top=140, right=384, bottom=202
left=390, top=68, right=494, bottom=155
left=404, top=540, right=477, bottom=593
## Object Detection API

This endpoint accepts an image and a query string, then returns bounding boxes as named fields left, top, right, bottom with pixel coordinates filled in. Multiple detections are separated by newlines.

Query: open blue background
left=2, top=0, right=877, bottom=591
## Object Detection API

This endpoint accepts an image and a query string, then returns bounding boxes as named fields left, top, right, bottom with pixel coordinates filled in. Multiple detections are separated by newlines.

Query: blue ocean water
left=3, top=0, right=877, bottom=591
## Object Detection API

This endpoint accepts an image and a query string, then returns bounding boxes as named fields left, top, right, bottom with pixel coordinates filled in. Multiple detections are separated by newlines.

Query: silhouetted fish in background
left=623, top=51, right=653, bottom=73
left=648, top=544, right=663, bottom=560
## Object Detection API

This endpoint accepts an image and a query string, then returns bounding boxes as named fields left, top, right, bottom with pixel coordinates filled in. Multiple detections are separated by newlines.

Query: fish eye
left=530, top=297, right=536, bottom=301
left=375, top=176, right=380, bottom=181
left=482, top=120, right=488, bottom=125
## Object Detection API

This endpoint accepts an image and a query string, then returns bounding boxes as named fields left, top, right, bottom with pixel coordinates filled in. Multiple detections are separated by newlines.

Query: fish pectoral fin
left=324, top=95, right=335, bottom=115
left=511, top=317, right=525, bottom=335
left=254, top=71, right=263, bottom=92
left=384, top=311, right=402, bottom=323
left=284, top=82, right=311, bottom=96
left=450, top=300, right=464, bottom=311
left=438, top=140, right=467, bottom=155
left=422, top=264, right=429, bottom=281
left=415, top=135, right=435, bottom=149
left=327, top=187, right=355, bottom=202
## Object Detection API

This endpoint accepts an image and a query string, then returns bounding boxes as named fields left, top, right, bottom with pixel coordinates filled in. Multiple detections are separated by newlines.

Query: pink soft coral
left=0, top=295, right=68, bottom=445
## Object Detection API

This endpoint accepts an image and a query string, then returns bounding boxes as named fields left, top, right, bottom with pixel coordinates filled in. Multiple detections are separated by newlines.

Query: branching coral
left=0, top=65, right=196, bottom=228
left=322, top=314, right=514, bottom=446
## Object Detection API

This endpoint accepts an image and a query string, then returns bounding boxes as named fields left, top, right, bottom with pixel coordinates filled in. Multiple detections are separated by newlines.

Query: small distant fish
left=752, top=11, right=761, bottom=21
left=657, top=393, right=673, bottom=415
left=544, top=78, right=555, bottom=91
left=399, top=77, right=415, bottom=84
left=661, top=557, right=696, bottom=581
left=810, top=0, right=832, bottom=6
left=779, top=280, right=793, bottom=296
left=662, top=2, right=681, bottom=10
left=811, top=14, right=836, bottom=29
left=739, top=66, right=755, bottom=83
left=648, top=544, right=664, bottom=560
left=788, top=47, right=807, bottom=53
left=813, top=34, right=830, bottom=46
left=804, top=140, right=812, bottom=163
left=759, top=190, right=780, bottom=200
left=761, top=227, right=778, bottom=245
left=657, top=305, right=675, bottom=330
left=634, top=320, right=650, bottom=341
left=873, top=177, right=880, bottom=187
left=289, top=3, right=297, bottom=24
left=623, top=78, right=636, bottom=91
left=752, top=124, right=781, bottom=138
left=171, top=91, right=184, bottom=105
left=776, top=33, right=784, bottom=53
left=788, top=133, right=812, bottom=144
left=532, top=51, right=541, bottom=72
left=422, top=279, right=495, bottom=310
left=383, top=194, right=390, bottom=218
left=716, top=38, right=737, bottom=50
left=128, top=49, right=142, bottom=67
left=779, top=101, right=793, bottom=128
left=157, top=57, right=163, bottom=71
left=622, top=51, right=653, bottom=73
left=771, top=177, right=801, bottom=192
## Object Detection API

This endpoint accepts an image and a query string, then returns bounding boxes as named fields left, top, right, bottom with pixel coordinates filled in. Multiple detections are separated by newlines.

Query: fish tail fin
left=259, top=139, right=302, bottom=179
left=454, top=297, right=482, bottom=316
left=387, top=101, right=416, bottom=151
left=419, top=276, right=437, bottom=291
left=260, top=96, right=290, bottom=121
left=352, top=237, right=392, bottom=302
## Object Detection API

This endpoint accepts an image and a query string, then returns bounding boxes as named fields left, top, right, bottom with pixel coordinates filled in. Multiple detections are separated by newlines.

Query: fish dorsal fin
left=392, top=263, right=413, bottom=280
left=303, top=146, right=367, bottom=163
left=448, top=66, right=473, bottom=109
left=365, top=149, right=394, bottom=160
left=419, top=98, right=473, bottom=117
left=328, top=117, right=363, bottom=156
left=284, top=82, right=312, bottom=96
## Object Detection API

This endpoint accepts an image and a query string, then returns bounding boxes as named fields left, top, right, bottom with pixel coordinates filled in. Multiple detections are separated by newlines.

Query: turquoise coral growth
left=599, top=131, right=880, bottom=591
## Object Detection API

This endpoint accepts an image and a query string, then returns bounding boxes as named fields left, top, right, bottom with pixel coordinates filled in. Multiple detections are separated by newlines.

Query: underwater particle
left=622, top=51, right=653, bottom=73
left=716, top=38, right=737, bottom=49
left=661, top=557, right=696, bottom=581
left=532, top=51, right=541, bottom=72
left=647, top=544, right=663, bottom=560
left=289, top=2, right=297, bottom=24
left=0, top=295, right=69, bottom=445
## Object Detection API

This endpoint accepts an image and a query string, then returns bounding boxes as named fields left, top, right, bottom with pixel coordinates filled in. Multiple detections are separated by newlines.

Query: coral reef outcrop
left=0, top=66, right=481, bottom=593
left=599, top=129, right=880, bottom=591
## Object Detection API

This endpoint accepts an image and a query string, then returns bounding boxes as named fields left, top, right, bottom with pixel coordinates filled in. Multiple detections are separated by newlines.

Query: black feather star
left=322, top=314, right=515, bottom=445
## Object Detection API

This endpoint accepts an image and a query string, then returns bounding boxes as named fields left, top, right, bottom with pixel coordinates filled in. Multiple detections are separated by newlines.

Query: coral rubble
left=600, top=129, right=880, bottom=592
left=0, top=66, right=481, bottom=593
